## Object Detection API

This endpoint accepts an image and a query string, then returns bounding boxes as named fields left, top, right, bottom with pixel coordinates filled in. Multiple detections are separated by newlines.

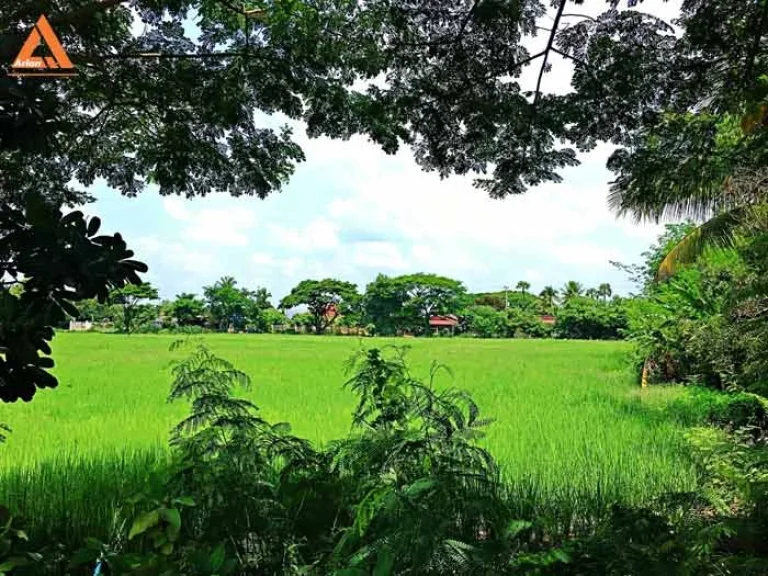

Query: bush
left=555, top=297, right=627, bottom=340
left=463, top=305, right=506, bottom=338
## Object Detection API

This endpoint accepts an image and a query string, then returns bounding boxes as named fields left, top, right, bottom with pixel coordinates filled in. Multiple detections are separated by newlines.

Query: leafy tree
left=169, top=293, right=206, bottom=327
left=259, top=307, right=289, bottom=330
left=561, top=281, right=584, bottom=303
left=585, top=288, right=599, bottom=300
left=515, top=281, right=531, bottom=295
left=74, top=298, right=120, bottom=325
left=363, top=274, right=411, bottom=335
left=110, top=283, right=160, bottom=333
left=0, top=198, right=145, bottom=401
left=397, top=273, right=467, bottom=335
left=279, top=279, right=359, bottom=334
left=539, top=286, right=558, bottom=314
left=472, top=292, right=506, bottom=311
left=556, top=297, right=627, bottom=341
left=505, top=308, right=552, bottom=339
left=597, top=283, right=613, bottom=303
left=203, top=277, right=266, bottom=332
left=463, top=305, right=507, bottom=338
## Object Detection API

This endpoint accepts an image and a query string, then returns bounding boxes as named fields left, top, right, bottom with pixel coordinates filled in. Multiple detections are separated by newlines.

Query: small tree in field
left=279, top=279, right=359, bottom=334
left=169, top=293, right=205, bottom=326
left=110, top=283, right=159, bottom=333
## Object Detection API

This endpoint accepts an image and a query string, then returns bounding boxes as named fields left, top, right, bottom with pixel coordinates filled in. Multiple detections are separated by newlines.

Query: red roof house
left=539, top=314, right=556, bottom=325
left=429, top=314, right=459, bottom=335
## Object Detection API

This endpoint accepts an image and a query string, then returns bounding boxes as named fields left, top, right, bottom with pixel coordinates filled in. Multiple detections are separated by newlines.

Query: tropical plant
left=561, top=281, right=584, bottom=303
left=463, top=305, right=507, bottom=338
left=168, top=293, right=206, bottom=326
left=203, top=277, right=267, bottom=332
left=597, top=283, right=613, bottom=303
left=516, top=281, right=531, bottom=295
left=556, top=297, right=627, bottom=341
left=539, top=286, right=558, bottom=314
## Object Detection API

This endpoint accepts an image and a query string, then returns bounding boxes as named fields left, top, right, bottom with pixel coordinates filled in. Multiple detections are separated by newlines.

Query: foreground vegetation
left=0, top=335, right=699, bottom=547
left=2, top=338, right=762, bottom=574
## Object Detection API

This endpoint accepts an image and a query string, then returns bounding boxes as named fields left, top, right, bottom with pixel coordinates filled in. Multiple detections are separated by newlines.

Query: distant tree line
left=56, top=272, right=627, bottom=340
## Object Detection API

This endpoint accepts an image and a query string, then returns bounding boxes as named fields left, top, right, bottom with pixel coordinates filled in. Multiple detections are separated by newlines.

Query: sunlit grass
left=0, top=333, right=704, bottom=545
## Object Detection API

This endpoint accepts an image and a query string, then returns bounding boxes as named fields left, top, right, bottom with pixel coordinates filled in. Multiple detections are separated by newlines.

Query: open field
left=0, top=333, right=703, bottom=543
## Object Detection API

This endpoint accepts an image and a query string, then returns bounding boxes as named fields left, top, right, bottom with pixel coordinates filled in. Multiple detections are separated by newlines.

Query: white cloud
left=162, top=197, right=257, bottom=247
left=553, top=242, right=623, bottom=267
left=268, top=218, right=339, bottom=252
left=524, top=269, right=543, bottom=283
left=134, top=234, right=215, bottom=276
left=251, top=253, right=275, bottom=266
left=351, top=242, right=408, bottom=270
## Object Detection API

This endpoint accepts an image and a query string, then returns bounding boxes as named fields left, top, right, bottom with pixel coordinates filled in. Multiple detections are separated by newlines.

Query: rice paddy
left=0, top=333, right=706, bottom=544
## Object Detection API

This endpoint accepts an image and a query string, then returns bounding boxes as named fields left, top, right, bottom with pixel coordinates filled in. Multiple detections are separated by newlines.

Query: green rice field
left=0, top=333, right=705, bottom=543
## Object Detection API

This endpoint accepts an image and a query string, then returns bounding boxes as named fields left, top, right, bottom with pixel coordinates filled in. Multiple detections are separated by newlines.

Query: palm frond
left=657, top=206, right=748, bottom=280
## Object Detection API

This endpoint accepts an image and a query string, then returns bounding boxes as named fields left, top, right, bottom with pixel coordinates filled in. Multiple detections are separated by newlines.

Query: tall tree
left=515, top=281, right=531, bottom=295
left=109, top=282, right=159, bottom=333
left=363, top=274, right=410, bottom=336
left=561, top=281, right=584, bottom=303
left=169, top=293, right=206, bottom=326
left=597, top=283, right=613, bottom=303
left=539, top=286, right=558, bottom=314
left=398, top=273, right=467, bottom=335
left=279, top=279, right=359, bottom=334
left=203, top=277, right=264, bottom=332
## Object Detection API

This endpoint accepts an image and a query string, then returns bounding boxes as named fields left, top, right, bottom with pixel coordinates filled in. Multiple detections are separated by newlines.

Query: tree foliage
left=168, top=293, right=206, bottom=327
left=279, top=278, right=359, bottom=334
left=110, top=282, right=159, bottom=333
left=203, top=276, right=270, bottom=332
left=0, top=196, right=145, bottom=401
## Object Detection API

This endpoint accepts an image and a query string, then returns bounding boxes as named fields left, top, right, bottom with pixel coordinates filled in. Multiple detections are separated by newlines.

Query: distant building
left=539, top=314, right=556, bottom=325
left=429, top=314, right=459, bottom=335
left=68, top=320, right=93, bottom=331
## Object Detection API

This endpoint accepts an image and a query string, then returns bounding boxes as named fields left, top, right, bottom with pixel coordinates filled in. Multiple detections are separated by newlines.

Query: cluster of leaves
left=462, top=305, right=553, bottom=339
left=0, top=195, right=145, bottom=401
left=554, top=297, right=627, bottom=341
left=621, top=223, right=767, bottom=391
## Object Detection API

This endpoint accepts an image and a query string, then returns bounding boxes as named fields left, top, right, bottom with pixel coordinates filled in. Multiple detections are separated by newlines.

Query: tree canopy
left=279, top=278, right=359, bottom=334
left=109, top=281, right=159, bottom=333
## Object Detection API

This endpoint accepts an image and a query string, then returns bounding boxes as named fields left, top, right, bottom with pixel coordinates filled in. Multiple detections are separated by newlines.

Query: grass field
left=0, top=333, right=703, bottom=544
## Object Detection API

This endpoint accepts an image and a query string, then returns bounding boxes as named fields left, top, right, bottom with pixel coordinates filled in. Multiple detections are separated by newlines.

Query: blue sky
left=80, top=2, right=682, bottom=304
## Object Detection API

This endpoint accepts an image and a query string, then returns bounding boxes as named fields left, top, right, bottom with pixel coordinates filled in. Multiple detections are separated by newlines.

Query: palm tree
left=561, top=281, right=584, bottom=302
left=539, top=286, right=558, bottom=314
left=585, top=288, right=599, bottom=300
left=597, top=283, right=612, bottom=302
left=515, top=280, right=531, bottom=295
left=609, top=157, right=767, bottom=280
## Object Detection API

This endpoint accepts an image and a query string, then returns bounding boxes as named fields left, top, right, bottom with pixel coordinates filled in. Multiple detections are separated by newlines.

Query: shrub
left=555, top=297, right=627, bottom=340
left=463, top=305, right=506, bottom=338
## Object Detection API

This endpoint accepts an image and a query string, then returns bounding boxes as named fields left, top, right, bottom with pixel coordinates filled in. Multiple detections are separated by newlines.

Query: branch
left=551, top=47, right=586, bottom=67
left=533, top=0, right=568, bottom=108
left=561, top=13, right=596, bottom=22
